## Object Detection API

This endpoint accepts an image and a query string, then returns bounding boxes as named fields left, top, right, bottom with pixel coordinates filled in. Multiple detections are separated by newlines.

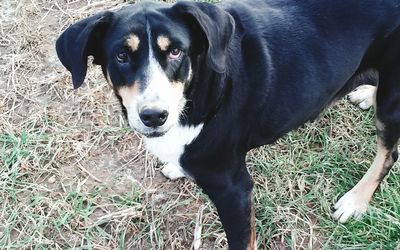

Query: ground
left=0, top=0, right=399, bottom=249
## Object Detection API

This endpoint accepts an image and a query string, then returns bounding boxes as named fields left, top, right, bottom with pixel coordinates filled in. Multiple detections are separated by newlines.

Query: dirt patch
left=0, top=1, right=218, bottom=249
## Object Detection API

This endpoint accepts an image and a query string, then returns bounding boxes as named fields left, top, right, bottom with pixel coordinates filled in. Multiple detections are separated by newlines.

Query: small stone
left=48, top=175, right=56, bottom=184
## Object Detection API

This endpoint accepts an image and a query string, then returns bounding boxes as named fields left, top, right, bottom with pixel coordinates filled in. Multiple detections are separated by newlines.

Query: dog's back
left=215, top=0, right=400, bottom=143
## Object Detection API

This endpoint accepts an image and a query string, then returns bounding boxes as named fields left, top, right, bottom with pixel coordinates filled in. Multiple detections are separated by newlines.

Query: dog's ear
left=56, top=11, right=113, bottom=89
left=173, top=2, right=235, bottom=73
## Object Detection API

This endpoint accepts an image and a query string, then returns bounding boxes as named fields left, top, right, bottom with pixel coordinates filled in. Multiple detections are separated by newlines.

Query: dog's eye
left=116, top=52, right=129, bottom=63
left=168, top=48, right=182, bottom=60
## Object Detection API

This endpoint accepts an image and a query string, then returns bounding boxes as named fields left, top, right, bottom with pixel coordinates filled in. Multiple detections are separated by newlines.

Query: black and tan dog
left=56, top=0, right=400, bottom=249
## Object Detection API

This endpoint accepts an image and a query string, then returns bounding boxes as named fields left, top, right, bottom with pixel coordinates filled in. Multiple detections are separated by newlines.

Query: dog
left=56, top=0, right=400, bottom=249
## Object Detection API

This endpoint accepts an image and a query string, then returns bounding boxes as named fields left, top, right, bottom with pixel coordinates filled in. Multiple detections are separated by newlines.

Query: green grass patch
left=249, top=102, right=400, bottom=249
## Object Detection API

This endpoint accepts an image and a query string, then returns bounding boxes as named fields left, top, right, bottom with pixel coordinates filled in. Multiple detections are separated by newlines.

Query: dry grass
left=0, top=1, right=219, bottom=249
left=1, top=0, right=399, bottom=249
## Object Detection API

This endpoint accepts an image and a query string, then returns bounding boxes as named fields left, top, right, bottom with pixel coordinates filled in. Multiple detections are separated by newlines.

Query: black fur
left=56, top=1, right=400, bottom=249
left=56, top=11, right=113, bottom=89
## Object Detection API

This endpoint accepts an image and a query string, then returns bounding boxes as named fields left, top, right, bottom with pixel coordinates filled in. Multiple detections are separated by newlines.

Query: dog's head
left=56, top=1, right=234, bottom=137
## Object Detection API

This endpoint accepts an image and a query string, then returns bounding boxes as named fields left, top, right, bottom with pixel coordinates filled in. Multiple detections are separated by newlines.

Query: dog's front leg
left=191, top=162, right=256, bottom=250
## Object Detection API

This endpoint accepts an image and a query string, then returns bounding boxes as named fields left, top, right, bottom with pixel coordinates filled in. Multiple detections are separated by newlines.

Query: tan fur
left=333, top=113, right=398, bottom=222
left=247, top=199, right=257, bottom=250
left=346, top=107, right=390, bottom=206
left=157, top=35, right=171, bottom=51
left=117, top=82, right=140, bottom=106
left=126, top=35, right=140, bottom=52
left=347, top=136, right=392, bottom=205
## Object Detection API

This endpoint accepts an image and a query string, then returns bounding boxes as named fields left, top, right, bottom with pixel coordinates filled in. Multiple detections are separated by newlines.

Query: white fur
left=145, top=124, right=203, bottom=167
left=161, top=163, right=187, bottom=180
left=347, top=85, right=376, bottom=110
left=333, top=190, right=369, bottom=223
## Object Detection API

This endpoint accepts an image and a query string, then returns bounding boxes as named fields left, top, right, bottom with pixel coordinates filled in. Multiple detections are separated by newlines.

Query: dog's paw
left=161, top=163, right=187, bottom=180
left=332, top=191, right=368, bottom=223
left=347, top=85, right=376, bottom=110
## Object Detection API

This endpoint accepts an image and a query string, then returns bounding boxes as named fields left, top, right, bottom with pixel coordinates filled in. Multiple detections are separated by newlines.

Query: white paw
left=333, top=191, right=368, bottom=223
left=347, top=85, right=376, bottom=110
left=161, top=163, right=187, bottom=180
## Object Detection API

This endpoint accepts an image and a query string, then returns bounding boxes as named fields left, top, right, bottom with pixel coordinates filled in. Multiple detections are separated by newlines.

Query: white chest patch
left=144, top=124, right=204, bottom=167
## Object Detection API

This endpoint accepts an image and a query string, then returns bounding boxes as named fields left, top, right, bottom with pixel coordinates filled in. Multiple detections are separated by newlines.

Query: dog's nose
left=139, top=109, right=169, bottom=127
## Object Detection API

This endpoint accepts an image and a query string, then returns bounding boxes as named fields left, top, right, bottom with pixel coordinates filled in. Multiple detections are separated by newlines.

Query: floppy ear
left=56, top=11, right=113, bottom=89
left=172, top=2, right=235, bottom=73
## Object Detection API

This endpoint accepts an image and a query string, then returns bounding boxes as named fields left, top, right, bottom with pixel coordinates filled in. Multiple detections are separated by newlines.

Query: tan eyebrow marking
left=157, top=35, right=171, bottom=51
left=126, top=34, right=140, bottom=52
